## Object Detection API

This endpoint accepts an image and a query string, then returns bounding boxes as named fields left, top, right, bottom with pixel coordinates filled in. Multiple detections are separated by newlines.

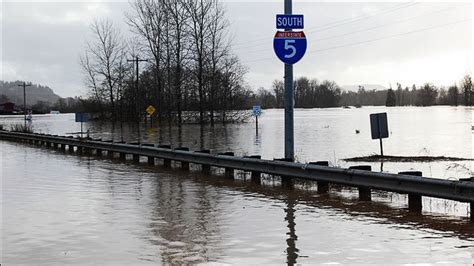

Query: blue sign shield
left=252, top=105, right=262, bottom=117
left=273, top=31, right=307, bottom=65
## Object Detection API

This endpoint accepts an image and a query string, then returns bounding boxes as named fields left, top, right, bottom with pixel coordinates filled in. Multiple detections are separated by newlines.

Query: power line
left=241, top=18, right=471, bottom=64
left=313, top=4, right=466, bottom=42
left=232, top=1, right=417, bottom=49
left=236, top=4, right=467, bottom=55
left=311, top=18, right=471, bottom=54
left=305, top=2, right=419, bottom=34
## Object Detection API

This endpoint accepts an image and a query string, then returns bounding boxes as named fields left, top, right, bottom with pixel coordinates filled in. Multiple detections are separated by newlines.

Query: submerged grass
left=9, top=123, right=34, bottom=133
left=343, top=154, right=474, bottom=162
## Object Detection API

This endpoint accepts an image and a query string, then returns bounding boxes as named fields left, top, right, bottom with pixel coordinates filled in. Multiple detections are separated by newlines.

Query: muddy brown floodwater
left=1, top=106, right=473, bottom=264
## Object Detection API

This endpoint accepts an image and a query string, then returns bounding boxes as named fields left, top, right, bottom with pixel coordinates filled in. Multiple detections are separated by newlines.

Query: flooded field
left=1, top=106, right=473, bottom=264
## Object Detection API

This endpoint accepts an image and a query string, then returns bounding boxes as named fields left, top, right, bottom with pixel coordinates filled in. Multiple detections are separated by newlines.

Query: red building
left=0, top=102, right=15, bottom=114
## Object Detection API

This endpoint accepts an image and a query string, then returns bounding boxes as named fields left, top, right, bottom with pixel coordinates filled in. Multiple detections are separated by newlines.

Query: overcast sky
left=1, top=0, right=472, bottom=97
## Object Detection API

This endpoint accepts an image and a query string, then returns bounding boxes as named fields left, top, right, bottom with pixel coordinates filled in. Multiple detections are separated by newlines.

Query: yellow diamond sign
left=146, top=105, right=156, bottom=115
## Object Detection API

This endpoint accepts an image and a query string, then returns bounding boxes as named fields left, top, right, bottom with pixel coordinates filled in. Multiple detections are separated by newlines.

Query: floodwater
left=1, top=106, right=473, bottom=264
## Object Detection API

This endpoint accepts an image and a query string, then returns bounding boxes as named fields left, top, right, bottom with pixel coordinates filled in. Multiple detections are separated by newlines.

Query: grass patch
left=343, top=155, right=474, bottom=162
left=10, top=123, right=34, bottom=133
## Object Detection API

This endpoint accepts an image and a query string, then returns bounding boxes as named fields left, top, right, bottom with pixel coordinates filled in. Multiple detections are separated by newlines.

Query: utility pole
left=127, top=56, right=148, bottom=143
left=18, top=82, right=32, bottom=127
left=284, top=0, right=294, bottom=161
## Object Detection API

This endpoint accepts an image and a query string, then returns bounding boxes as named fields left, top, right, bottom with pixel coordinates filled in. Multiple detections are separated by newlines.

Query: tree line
left=80, top=0, right=251, bottom=125
left=252, top=75, right=473, bottom=108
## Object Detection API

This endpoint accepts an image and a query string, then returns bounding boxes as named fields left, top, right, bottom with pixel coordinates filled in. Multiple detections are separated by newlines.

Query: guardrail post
left=53, top=143, right=59, bottom=149
left=349, top=165, right=372, bottom=201
left=175, top=147, right=190, bottom=170
left=196, top=150, right=211, bottom=173
left=128, top=142, right=140, bottom=162
left=399, top=171, right=423, bottom=212
left=245, top=155, right=262, bottom=183
left=219, top=152, right=235, bottom=178
left=120, top=152, right=126, bottom=160
left=142, top=144, right=155, bottom=165
left=275, top=158, right=293, bottom=188
left=159, top=145, right=172, bottom=167
left=92, top=139, right=102, bottom=156
left=60, top=144, right=66, bottom=152
left=132, top=154, right=140, bottom=163
left=460, top=177, right=474, bottom=222
left=309, top=161, right=330, bottom=193
left=83, top=147, right=92, bottom=155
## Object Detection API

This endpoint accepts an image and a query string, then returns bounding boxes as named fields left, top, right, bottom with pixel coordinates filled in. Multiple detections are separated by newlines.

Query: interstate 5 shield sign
left=273, top=31, right=307, bottom=65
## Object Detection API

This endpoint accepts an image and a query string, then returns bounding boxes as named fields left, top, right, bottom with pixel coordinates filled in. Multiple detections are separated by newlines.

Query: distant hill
left=0, top=80, right=61, bottom=106
left=341, top=84, right=389, bottom=92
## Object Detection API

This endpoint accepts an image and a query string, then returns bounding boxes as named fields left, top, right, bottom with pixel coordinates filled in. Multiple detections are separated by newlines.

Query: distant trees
left=416, top=83, right=438, bottom=106
left=0, top=94, right=9, bottom=104
left=80, top=0, right=250, bottom=124
left=447, top=85, right=459, bottom=106
left=460, top=74, right=472, bottom=106
left=385, top=88, right=396, bottom=106
left=250, top=75, right=473, bottom=109
left=254, top=87, right=276, bottom=108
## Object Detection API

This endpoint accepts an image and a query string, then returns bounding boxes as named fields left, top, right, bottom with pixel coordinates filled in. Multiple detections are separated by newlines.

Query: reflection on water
left=1, top=106, right=473, bottom=264
left=284, top=197, right=298, bottom=265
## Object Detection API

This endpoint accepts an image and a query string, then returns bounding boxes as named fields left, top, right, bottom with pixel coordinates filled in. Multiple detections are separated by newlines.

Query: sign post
left=146, top=105, right=156, bottom=127
left=75, top=112, right=90, bottom=139
left=274, top=0, right=306, bottom=161
left=252, top=105, right=262, bottom=136
left=370, top=113, right=389, bottom=156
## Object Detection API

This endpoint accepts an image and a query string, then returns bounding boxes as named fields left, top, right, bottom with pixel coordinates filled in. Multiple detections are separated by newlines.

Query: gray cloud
left=1, top=1, right=472, bottom=97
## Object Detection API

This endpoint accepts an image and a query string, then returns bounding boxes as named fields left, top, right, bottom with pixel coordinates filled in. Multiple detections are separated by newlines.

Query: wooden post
left=133, top=154, right=140, bottom=163
left=175, top=147, right=190, bottom=170
left=120, top=153, right=126, bottom=160
left=159, top=145, right=172, bottom=167
left=246, top=155, right=262, bottom=184
left=349, top=165, right=372, bottom=201
left=219, top=152, right=235, bottom=178
left=148, top=157, right=154, bottom=165
left=399, top=171, right=423, bottom=212
left=275, top=158, right=293, bottom=189
left=196, top=150, right=211, bottom=173
left=96, top=149, right=102, bottom=156
left=459, top=177, right=474, bottom=222
left=309, top=161, right=330, bottom=193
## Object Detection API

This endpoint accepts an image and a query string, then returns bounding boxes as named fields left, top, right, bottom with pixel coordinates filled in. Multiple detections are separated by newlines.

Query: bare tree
left=81, top=19, right=128, bottom=119
left=184, top=0, right=214, bottom=123
left=460, top=74, right=472, bottom=106
left=206, top=0, right=230, bottom=125
left=126, top=0, right=165, bottom=120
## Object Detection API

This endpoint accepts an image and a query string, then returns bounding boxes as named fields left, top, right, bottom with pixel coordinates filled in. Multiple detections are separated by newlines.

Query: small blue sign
left=252, top=105, right=262, bottom=117
left=276, top=14, right=304, bottom=29
left=273, top=31, right=307, bottom=65
left=75, top=112, right=90, bottom=123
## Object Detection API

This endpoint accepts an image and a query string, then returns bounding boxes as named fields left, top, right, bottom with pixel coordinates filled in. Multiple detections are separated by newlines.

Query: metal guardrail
left=1, top=130, right=473, bottom=204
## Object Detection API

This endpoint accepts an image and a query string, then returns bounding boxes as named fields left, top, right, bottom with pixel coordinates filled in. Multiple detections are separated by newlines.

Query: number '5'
left=284, top=40, right=296, bottom=58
